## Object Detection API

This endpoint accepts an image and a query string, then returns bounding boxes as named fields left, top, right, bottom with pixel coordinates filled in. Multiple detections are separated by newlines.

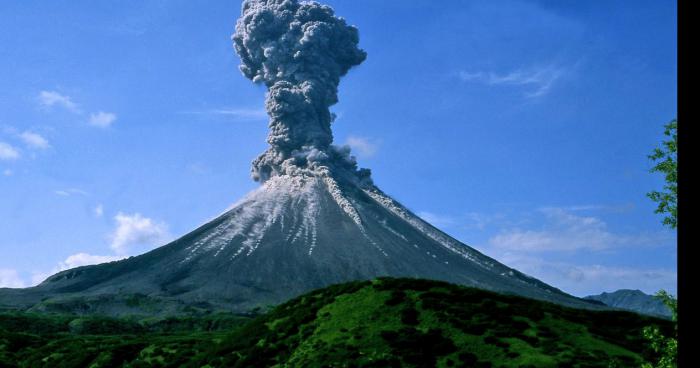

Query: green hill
left=0, top=278, right=670, bottom=367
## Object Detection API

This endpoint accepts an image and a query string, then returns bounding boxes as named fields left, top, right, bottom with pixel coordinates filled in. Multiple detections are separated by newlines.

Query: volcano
left=0, top=0, right=598, bottom=314
left=1, top=172, right=596, bottom=314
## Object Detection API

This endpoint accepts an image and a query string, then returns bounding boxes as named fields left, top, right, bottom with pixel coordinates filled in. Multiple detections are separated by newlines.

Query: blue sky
left=0, top=0, right=676, bottom=296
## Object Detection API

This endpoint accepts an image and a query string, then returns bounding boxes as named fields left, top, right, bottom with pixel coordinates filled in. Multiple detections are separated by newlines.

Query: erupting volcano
left=0, top=0, right=598, bottom=315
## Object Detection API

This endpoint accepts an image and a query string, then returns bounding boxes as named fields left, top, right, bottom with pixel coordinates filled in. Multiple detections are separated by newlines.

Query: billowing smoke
left=233, top=0, right=371, bottom=184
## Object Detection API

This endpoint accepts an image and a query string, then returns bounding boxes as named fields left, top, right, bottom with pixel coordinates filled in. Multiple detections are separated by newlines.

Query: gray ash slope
left=0, top=0, right=601, bottom=314
left=1, top=173, right=598, bottom=314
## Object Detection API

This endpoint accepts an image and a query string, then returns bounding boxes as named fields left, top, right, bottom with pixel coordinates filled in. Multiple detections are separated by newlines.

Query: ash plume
left=233, top=0, right=371, bottom=184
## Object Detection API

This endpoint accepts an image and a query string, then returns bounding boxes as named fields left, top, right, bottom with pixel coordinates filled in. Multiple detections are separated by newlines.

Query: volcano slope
left=0, top=173, right=599, bottom=315
left=0, top=0, right=601, bottom=315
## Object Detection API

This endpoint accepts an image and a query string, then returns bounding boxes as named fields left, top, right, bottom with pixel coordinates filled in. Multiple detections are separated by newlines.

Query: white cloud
left=345, top=136, right=379, bottom=158
left=38, top=91, right=117, bottom=127
left=110, top=212, right=170, bottom=255
left=23, top=212, right=168, bottom=287
left=0, top=142, right=20, bottom=161
left=1, top=125, right=18, bottom=135
left=59, top=252, right=124, bottom=270
left=491, top=253, right=676, bottom=296
left=94, top=204, right=104, bottom=218
left=54, top=188, right=89, bottom=197
left=417, top=211, right=457, bottom=229
left=209, top=108, right=267, bottom=119
left=29, top=252, right=125, bottom=286
left=19, top=131, right=50, bottom=150
left=463, top=211, right=512, bottom=231
left=488, top=207, right=670, bottom=252
left=38, top=90, right=81, bottom=113
left=540, top=203, right=636, bottom=214
left=416, top=210, right=511, bottom=232
left=0, top=269, right=26, bottom=288
left=459, top=65, right=568, bottom=98
left=465, top=205, right=677, bottom=296
left=180, top=108, right=268, bottom=121
left=186, top=162, right=211, bottom=175
left=30, top=271, right=53, bottom=286
left=88, top=111, right=117, bottom=128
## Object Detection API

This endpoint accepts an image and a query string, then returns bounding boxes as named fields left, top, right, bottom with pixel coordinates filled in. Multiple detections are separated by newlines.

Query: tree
left=647, top=119, right=677, bottom=229
left=641, top=291, right=677, bottom=368
left=642, top=120, right=678, bottom=368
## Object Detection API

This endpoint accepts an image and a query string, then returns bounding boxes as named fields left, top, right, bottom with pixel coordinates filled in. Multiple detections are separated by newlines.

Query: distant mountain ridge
left=585, top=289, right=672, bottom=318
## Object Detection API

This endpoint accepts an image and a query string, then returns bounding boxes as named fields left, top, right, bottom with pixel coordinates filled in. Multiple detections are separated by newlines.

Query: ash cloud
left=233, top=0, right=370, bottom=184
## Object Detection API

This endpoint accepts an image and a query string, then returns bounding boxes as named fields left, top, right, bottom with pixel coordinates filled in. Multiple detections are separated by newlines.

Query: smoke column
left=233, top=0, right=371, bottom=184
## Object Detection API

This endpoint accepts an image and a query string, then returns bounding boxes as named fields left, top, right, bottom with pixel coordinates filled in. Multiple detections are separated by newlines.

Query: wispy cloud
left=539, top=203, right=636, bottom=213
left=186, top=162, right=211, bottom=175
left=488, top=207, right=670, bottom=252
left=345, top=136, right=379, bottom=158
left=459, top=65, right=569, bottom=98
left=88, top=111, right=117, bottom=128
left=419, top=205, right=676, bottom=295
left=38, top=90, right=117, bottom=128
left=94, top=204, right=104, bottom=218
left=54, top=188, right=89, bottom=197
left=29, top=211, right=170, bottom=286
left=38, top=90, right=81, bottom=113
left=492, top=253, right=676, bottom=296
left=181, top=108, right=268, bottom=121
left=19, top=131, right=50, bottom=150
left=210, top=108, right=267, bottom=119
left=2, top=169, right=13, bottom=177
left=59, top=253, right=124, bottom=270
left=416, top=210, right=513, bottom=232
left=417, top=211, right=457, bottom=228
left=0, top=269, right=26, bottom=288
left=0, top=142, right=20, bottom=161
left=30, top=252, right=126, bottom=286
left=110, top=212, right=170, bottom=255
left=28, top=211, right=168, bottom=286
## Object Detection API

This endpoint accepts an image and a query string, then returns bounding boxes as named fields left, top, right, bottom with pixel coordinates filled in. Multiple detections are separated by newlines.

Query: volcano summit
left=1, top=0, right=597, bottom=315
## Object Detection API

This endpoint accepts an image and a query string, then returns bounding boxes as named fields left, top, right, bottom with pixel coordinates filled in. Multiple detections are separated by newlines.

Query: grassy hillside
left=0, top=278, right=671, bottom=367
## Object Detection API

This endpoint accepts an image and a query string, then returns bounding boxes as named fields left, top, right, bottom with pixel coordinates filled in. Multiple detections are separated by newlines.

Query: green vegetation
left=643, top=119, right=678, bottom=367
left=641, top=291, right=677, bottom=368
left=647, top=119, right=677, bottom=229
left=0, top=313, right=251, bottom=367
left=0, top=278, right=671, bottom=367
